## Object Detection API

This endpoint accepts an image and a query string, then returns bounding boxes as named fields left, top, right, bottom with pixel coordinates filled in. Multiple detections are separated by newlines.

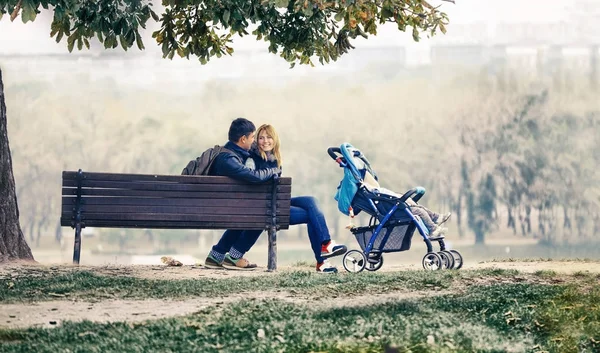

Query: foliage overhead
left=0, top=0, right=451, bottom=66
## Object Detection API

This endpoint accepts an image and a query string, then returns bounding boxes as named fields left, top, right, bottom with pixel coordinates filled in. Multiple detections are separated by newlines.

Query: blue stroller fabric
left=334, top=143, right=377, bottom=215
left=335, top=167, right=358, bottom=215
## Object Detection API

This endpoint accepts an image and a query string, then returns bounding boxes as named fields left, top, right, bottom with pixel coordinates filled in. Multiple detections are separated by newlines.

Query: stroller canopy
left=334, top=143, right=377, bottom=215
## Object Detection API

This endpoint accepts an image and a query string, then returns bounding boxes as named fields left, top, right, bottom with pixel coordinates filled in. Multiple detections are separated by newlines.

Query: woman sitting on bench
left=227, top=124, right=348, bottom=274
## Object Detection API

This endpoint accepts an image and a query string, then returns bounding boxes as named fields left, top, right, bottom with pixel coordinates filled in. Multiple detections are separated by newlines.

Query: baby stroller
left=328, top=143, right=464, bottom=273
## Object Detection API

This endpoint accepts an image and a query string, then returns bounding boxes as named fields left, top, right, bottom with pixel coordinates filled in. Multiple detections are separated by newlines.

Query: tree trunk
left=456, top=192, right=464, bottom=238
left=507, top=205, right=516, bottom=235
left=0, top=68, right=34, bottom=263
left=474, top=228, right=485, bottom=245
left=55, top=219, right=62, bottom=244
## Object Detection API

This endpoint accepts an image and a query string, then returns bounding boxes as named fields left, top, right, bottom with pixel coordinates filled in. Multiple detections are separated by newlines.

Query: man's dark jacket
left=209, top=141, right=278, bottom=183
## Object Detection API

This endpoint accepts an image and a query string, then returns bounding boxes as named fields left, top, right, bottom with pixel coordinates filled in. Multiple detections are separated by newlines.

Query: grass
left=1, top=268, right=599, bottom=352
left=481, top=258, right=599, bottom=263
left=0, top=269, right=471, bottom=303
left=1, top=282, right=599, bottom=353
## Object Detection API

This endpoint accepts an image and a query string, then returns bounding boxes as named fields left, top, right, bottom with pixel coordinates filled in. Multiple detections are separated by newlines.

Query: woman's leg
left=289, top=205, right=323, bottom=263
left=290, top=196, right=331, bottom=243
left=291, top=196, right=346, bottom=263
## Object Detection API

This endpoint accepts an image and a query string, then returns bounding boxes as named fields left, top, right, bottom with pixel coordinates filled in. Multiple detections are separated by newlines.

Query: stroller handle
left=399, top=187, right=426, bottom=203
left=327, top=147, right=342, bottom=161
left=327, top=147, right=361, bottom=164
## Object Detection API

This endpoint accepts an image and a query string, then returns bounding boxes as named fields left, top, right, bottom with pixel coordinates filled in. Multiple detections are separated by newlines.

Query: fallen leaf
left=161, top=256, right=183, bottom=266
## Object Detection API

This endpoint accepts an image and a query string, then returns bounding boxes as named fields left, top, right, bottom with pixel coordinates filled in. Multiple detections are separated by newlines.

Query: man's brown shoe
left=223, top=254, right=257, bottom=271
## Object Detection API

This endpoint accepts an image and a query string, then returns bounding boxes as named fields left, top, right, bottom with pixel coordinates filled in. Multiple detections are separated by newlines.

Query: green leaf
left=21, top=2, right=37, bottom=23
left=440, top=23, right=446, bottom=34
left=150, top=9, right=159, bottom=21
left=161, top=41, right=169, bottom=57
left=135, top=31, right=145, bottom=50
left=381, top=8, right=393, bottom=19
left=334, top=12, right=344, bottom=22
left=412, top=26, right=419, bottom=42
left=223, top=10, right=230, bottom=23
left=126, top=30, right=135, bottom=47
left=119, top=35, right=128, bottom=51
left=67, top=34, right=75, bottom=52
left=83, top=38, right=90, bottom=49
left=77, top=38, right=83, bottom=50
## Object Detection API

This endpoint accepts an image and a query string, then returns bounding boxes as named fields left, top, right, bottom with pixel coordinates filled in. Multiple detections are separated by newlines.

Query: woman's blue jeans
left=213, top=196, right=332, bottom=263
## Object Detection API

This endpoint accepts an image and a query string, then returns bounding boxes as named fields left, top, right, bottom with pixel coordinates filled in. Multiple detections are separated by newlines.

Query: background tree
left=0, top=69, right=34, bottom=262
left=0, top=0, right=452, bottom=261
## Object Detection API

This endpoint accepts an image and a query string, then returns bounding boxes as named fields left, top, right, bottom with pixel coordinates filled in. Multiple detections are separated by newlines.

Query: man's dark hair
left=228, top=118, right=255, bottom=142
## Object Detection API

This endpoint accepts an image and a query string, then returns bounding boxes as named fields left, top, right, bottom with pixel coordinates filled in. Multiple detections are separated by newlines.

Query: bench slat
left=61, top=204, right=291, bottom=216
left=62, top=196, right=290, bottom=208
left=62, top=188, right=291, bottom=199
left=60, top=219, right=287, bottom=230
left=61, top=212, right=286, bottom=223
left=62, top=179, right=291, bottom=193
left=62, top=197, right=290, bottom=209
left=62, top=171, right=291, bottom=185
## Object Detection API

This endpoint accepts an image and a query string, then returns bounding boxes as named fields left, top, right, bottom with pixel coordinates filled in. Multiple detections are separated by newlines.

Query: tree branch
left=9, top=0, right=22, bottom=22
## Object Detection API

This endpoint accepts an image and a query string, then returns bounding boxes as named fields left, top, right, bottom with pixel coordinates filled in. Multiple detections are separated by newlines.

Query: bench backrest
left=61, top=171, right=291, bottom=230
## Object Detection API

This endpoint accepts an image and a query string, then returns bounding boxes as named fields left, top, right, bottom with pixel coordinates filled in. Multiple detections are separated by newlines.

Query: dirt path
left=0, top=290, right=297, bottom=329
left=1, top=260, right=598, bottom=329
left=0, top=289, right=456, bottom=329
left=2, top=260, right=598, bottom=282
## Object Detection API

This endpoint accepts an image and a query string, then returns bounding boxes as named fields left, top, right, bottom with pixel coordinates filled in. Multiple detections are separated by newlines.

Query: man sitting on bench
left=204, top=118, right=281, bottom=270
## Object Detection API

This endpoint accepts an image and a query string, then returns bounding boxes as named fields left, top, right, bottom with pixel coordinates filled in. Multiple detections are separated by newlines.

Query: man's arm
left=217, top=155, right=279, bottom=183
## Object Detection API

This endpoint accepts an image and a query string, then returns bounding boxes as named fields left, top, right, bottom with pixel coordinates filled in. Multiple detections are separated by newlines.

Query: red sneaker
left=320, top=240, right=348, bottom=259
left=316, top=260, right=338, bottom=273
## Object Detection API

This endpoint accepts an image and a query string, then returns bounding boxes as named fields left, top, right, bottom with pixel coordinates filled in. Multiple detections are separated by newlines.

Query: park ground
left=0, top=259, right=599, bottom=352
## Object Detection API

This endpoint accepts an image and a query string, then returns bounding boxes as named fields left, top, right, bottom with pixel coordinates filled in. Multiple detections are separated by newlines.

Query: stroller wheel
left=343, top=250, right=366, bottom=273
left=449, top=250, right=464, bottom=270
left=365, top=254, right=384, bottom=272
left=422, top=252, right=443, bottom=271
left=438, top=251, right=455, bottom=270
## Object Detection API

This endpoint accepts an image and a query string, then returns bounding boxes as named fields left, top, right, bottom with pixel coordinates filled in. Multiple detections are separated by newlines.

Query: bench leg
left=73, top=223, right=82, bottom=265
left=267, top=226, right=277, bottom=271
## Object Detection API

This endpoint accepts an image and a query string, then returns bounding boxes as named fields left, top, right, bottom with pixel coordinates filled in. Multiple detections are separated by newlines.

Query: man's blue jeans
left=212, top=196, right=332, bottom=263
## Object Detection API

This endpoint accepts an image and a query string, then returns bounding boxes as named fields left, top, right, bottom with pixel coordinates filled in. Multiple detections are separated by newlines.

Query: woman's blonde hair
left=256, top=124, right=282, bottom=168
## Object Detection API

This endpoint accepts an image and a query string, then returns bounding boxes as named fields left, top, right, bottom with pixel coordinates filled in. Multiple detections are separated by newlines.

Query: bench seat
left=61, top=170, right=292, bottom=270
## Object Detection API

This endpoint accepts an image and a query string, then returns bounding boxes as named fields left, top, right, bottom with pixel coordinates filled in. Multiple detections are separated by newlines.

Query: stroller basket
left=350, top=220, right=415, bottom=253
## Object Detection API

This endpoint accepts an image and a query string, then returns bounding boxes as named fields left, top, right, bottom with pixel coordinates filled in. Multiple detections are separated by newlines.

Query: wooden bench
left=60, top=170, right=292, bottom=270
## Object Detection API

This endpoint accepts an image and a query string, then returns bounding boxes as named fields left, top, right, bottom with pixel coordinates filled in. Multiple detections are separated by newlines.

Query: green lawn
left=1, top=268, right=599, bottom=353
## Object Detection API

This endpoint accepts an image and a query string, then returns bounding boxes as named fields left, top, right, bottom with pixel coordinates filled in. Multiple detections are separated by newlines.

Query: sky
left=0, top=0, right=573, bottom=56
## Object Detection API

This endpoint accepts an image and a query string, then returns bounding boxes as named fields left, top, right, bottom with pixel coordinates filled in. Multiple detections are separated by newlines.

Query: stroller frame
left=329, top=144, right=463, bottom=272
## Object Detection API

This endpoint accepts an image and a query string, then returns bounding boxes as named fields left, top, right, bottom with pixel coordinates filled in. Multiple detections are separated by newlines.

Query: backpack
left=181, top=145, right=232, bottom=176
